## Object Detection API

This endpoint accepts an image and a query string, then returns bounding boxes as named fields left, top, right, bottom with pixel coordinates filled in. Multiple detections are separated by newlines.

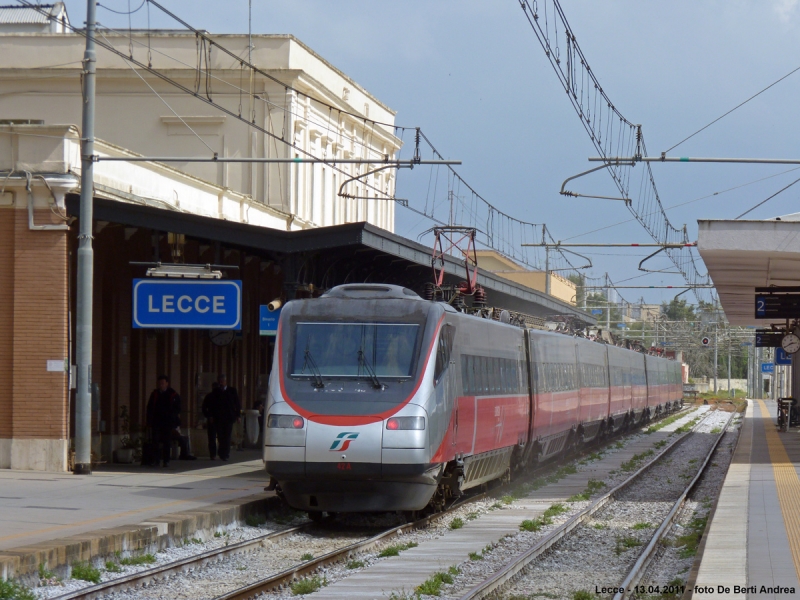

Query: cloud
left=774, top=0, right=800, bottom=22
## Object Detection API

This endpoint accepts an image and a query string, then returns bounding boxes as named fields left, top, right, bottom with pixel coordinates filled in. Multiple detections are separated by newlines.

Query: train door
left=433, top=323, right=460, bottom=457
left=455, top=353, right=478, bottom=456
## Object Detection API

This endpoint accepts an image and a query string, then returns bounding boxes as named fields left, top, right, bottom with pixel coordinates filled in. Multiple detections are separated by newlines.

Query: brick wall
left=5, top=208, right=69, bottom=440
left=0, top=209, right=13, bottom=439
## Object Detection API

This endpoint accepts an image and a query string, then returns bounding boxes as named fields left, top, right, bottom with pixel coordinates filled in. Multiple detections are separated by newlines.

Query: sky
left=62, top=0, right=800, bottom=307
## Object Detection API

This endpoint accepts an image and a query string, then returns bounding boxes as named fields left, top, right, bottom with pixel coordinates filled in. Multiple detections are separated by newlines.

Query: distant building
left=0, top=2, right=69, bottom=33
left=475, top=250, right=577, bottom=305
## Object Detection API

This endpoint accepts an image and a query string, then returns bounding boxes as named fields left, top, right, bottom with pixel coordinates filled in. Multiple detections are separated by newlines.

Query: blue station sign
left=761, top=362, right=775, bottom=374
left=132, top=279, right=242, bottom=329
left=259, top=305, right=282, bottom=336
left=775, top=348, right=793, bottom=366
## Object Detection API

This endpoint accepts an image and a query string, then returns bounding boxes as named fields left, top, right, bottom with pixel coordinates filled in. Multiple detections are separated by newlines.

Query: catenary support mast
left=74, top=0, right=97, bottom=475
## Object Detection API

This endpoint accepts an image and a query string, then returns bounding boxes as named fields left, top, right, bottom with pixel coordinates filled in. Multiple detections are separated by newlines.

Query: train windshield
left=291, top=322, right=419, bottom=379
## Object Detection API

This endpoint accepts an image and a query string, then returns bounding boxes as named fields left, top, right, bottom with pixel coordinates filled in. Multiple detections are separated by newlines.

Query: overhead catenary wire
left=517, top=0, right=712, bottom=303
left=734, top=175, right=800, bottom=219
left=663, top=62, right=800, bottom=154
left=97, top=0, right=146, bottom=15
left=563, top=164, right=800, bottom=241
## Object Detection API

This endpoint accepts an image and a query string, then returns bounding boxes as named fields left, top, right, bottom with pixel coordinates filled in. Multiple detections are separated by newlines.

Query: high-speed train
left=263, top=284, right=682, bottom=515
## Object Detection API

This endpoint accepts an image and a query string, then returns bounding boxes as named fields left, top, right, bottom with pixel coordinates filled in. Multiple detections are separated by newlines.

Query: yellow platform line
left=758, top=399, right=800, bottom=583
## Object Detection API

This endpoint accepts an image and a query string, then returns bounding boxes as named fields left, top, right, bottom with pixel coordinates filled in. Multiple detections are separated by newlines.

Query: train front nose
left=304, top=419, right=383, bottom=478
left=275, top=418, right=436, bottom=513
left=277, top=419, right=386, bottom=513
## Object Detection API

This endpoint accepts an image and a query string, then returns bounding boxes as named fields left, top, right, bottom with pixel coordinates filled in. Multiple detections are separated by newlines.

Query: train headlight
left=268, top=414, right=305, bottom=429
left=386, top=416, right=425, bottom=430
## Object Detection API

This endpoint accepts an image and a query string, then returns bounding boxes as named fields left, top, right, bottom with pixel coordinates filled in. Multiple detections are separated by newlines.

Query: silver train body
left=263, top=284, right=682, bottom=513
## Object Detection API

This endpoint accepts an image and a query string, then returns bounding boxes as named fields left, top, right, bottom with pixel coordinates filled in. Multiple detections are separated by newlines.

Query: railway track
left=44, top=407, right=695, bottom=600
left=455, top=409, right=732, bottom=600
left=48, top=493, right=483, bottom=600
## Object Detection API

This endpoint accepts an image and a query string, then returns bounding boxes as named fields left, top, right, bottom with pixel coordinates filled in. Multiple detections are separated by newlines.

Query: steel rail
left=213, top=504, right=473, bottom=600
left=613, top=411, right=734, bottom=600
left=457, top=409, right=713, bottom=600
left=50, top=523, right=314, bottom=600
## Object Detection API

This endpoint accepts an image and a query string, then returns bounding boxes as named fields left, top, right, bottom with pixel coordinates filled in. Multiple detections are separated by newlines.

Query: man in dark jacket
left=208, top=373, right=240, bottom=461
left=146, top=375, right=181, bottom=467
left=202, top=382, right=220, bottom=460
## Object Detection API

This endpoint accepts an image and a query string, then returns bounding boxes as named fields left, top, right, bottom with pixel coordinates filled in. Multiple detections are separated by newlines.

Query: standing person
left=210, top=373, right=240, bottom=461
left=202, top=382, right=219, bottom=460
left=145, top=375, right=181, bottom=467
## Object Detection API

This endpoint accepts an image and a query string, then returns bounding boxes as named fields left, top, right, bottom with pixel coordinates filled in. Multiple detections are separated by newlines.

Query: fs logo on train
left=329, top=432, right=359, bottom=451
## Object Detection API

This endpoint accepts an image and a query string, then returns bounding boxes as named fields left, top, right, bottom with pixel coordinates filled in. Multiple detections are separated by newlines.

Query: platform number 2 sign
left=756, top=296, right=766, bottom=318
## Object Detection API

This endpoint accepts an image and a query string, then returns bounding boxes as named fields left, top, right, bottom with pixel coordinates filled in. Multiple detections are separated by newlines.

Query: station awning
left=66, top=195, right=594, bottom=323
left=697, top=218, right=800, bottom=326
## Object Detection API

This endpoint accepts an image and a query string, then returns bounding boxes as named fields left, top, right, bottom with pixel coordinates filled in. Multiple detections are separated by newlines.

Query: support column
left=74, top=0, right=97, bottom=475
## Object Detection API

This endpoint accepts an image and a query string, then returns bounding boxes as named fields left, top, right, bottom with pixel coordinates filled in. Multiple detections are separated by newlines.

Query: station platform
left=0, top=451, right=271, bottom=579
left=693, top=399, right=800, bottom=599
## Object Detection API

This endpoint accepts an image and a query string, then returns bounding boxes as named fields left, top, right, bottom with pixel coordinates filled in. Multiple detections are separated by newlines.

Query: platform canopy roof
left=66, top=195, right=595, bottom=325
left=697, top=217, right=800, bottom=326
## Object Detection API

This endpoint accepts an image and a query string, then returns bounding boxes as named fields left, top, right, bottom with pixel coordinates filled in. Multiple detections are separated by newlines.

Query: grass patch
left=593, top=523, right=609, bottom=530
left=710, top=427, right=722, bottom=434
left=245, top=514, right=267, bottom=527
left=632, top=522, right=653, bottom=530
left=573, top=591, right=595, bottom=600
left=301, top=553, right=314, bottom=561
left=542, top=503, right=567, bottom=519
left=450, top=517, right=464, bottom=530
left=38, top=563, right=54, bottom=580
left=490, top=502, right=504, bottom=510
left=105, top=561, right=122, bottom=573
left=568, top=478, right=605, bottom=502
left=520, top=516, right=552, bottom=532
left=621, top=449, right=655, bottom=472
left=118, top=554, right=156, bottom=566
left=675, top=417, right=701, bottom=434
left=468, top=551, right=483, bottom=560
left=378, top=541, right=418, bottom=557
left=501, top=495, right=514, bottom=505
left=466, top=512, right=479, bottom=521
left=415, top=567, right=460, bottom=596
left=653, top=439, right=668, bottom=449
left=615, top=535, right=643, bottom=555
left=291, top=575, right=326, bottom=595
left=346, top=559, right=365, bottom=569
left=647, top=409, right=694, bottom=433
left=674, top=515, right=708, bottom=558
left=71, top=561, right=101, bottom=583
left=0, top=579, right=36, bottom=600
left=214, top=531, right=223, bottom=538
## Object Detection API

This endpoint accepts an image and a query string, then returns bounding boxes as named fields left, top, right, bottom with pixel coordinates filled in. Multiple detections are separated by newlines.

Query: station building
left=0, top=5, right=592, bottom=472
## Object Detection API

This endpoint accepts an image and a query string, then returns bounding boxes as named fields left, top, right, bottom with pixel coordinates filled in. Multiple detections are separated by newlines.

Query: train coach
left=263, top=284, right=682, bottom=517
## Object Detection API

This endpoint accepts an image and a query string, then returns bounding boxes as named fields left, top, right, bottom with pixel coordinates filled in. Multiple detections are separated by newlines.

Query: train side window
left=434, top=325, right=455, bottom=386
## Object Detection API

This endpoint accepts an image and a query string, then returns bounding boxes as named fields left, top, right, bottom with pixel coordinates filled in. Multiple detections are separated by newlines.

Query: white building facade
left=0, top=12, right=401, bottom=231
